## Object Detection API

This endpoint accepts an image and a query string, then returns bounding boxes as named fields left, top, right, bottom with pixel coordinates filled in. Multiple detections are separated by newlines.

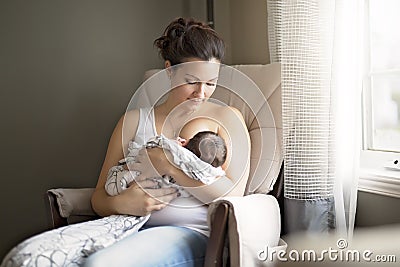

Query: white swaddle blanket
left=105, top=135, right=226, bottom=197
left=1, top=135, right=225, bottom=267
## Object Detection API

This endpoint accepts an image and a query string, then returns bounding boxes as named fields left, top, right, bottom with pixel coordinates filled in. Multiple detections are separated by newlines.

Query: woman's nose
left=193, top=82, right=206, bottom=98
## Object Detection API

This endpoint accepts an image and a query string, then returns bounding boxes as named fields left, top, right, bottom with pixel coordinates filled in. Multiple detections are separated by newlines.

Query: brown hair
left=154, top=17, right=225, bottom=65
left=185, top=131, right=227, bottom=168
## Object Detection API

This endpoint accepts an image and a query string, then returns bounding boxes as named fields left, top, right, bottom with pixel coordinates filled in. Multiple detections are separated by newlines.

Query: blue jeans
left=83, top=226, right=208, bottom=267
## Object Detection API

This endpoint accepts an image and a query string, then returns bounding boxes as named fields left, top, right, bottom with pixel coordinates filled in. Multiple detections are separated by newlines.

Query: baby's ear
left=177, top=137, right=187, bottom=146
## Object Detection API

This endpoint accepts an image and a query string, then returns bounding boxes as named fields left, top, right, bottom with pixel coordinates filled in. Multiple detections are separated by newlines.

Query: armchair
left=46, top=63, right=285, bottom=266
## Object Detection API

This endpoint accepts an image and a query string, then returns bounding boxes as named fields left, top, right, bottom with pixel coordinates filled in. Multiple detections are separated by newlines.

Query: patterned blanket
left=1, top=215, right=149, bottom=267
left=1, top=135, right=225, bottom=267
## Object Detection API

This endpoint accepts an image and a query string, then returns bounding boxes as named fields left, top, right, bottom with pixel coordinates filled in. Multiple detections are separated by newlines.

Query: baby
left=105, top=131, right=227, bottom=197
left=181, top=131, right=227, bottom=168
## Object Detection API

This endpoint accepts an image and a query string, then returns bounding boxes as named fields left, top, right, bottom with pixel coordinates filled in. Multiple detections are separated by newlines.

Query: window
left=364, top=0, right=400, bottom=153
left=360, top=0, right=400, bottom=198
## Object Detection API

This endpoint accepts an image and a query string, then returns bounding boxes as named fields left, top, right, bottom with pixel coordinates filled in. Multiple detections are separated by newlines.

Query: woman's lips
left=187, top=98, right=204, bottom=103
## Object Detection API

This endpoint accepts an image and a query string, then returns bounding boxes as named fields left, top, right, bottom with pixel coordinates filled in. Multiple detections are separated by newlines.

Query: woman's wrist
left=91, top=190, right=121, bottom=216
left=109, top=194, right=122, bottom=214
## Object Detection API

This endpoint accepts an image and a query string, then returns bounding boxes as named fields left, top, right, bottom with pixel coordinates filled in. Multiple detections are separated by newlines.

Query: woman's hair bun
left=173, top=27, right=184, bottom=38
left=154, top=17, right=225, bottom=65
left=153, top=36, right=168, bottom=50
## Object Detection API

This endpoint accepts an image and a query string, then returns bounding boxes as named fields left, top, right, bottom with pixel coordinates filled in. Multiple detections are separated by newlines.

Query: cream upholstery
left=214, top=63, right=282, bottom=195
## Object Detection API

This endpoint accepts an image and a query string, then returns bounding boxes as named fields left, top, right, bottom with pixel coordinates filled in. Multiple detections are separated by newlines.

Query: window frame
left=359, top=0, right=400, bottom=198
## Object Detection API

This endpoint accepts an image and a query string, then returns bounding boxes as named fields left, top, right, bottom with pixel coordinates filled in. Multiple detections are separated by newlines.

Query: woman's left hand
left=127, top=147, right=174, bottom=179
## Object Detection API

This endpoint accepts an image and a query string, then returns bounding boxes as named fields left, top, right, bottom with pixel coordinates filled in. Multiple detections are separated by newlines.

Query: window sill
left=359, top=150, right=400, bottom=199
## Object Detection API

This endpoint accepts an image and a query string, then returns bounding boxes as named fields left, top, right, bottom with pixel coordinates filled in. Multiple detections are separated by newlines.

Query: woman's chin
left=184, top=99, right=205, bottom=111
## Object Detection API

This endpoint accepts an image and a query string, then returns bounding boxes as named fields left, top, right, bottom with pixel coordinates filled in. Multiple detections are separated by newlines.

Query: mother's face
left=167, top=58, right=220, bottom=110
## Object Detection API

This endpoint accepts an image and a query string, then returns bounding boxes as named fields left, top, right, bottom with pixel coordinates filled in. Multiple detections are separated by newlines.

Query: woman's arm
left=91, top=111, right=178, bottom=217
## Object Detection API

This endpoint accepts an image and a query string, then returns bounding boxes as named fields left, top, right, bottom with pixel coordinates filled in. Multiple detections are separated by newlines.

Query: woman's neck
left=156, top=100, right=197, bottom=119
left=155, top=102, right=193, bottom=138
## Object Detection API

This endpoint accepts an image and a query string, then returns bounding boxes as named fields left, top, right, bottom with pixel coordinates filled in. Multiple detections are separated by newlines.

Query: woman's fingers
left=128, top=183, right=178, bottom=205
left=142, top=189, right=178, bottom=213
left=145, top=187, right=178, bottom=198
left=152, top=203, right=167, bottom=211
left=142, top=188, right=179, bottom=207
left=121, top=185, right=178, bottom=215
left=135, top=179, right=158, bottom=189
left=145, top=193, right=178, bottom=208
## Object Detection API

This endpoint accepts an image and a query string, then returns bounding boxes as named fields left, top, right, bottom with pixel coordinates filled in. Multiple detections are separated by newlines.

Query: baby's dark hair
left=154, top=17, right=225, bottom=65
left=185, top=131, right=227, bottom=168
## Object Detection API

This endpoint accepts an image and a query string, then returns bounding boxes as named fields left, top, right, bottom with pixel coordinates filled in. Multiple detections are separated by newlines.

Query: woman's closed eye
left=205, top=82, right=216, bottom=87
left=185, top=79, right=216, bottom=87
left=185, top=80, right=198, bottom=85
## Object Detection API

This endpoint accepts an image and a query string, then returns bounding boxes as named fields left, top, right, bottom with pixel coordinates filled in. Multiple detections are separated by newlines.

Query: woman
left=86, top=17, right=250, bottom=267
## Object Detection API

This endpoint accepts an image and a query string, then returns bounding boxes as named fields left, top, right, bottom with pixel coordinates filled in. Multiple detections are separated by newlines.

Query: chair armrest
left=45, top=190, right=68, bottom=229
left=207, top=194, right=283, bottom=266
left=46, top=188, right=98, bottom=228
left=205, top=202, right=230, bottom=267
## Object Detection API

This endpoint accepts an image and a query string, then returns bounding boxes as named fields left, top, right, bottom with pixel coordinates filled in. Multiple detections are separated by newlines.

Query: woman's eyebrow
left=185, top=73, right=218, bottom=81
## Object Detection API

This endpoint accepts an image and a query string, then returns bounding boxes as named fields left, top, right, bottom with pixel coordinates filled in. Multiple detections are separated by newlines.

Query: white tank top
left=134, top=107, right=209, bottom=236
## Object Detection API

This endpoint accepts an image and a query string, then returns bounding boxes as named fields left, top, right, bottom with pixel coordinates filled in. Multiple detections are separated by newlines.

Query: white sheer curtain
left=267, top=0, right=363, bottom=239
left=330, top=0, right=363, bottom=239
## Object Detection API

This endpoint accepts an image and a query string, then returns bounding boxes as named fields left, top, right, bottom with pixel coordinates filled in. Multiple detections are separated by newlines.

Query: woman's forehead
left=172, top=61, right=220, bottom=80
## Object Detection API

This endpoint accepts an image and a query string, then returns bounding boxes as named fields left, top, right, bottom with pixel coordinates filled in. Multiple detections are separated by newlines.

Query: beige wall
left=0, top=0, right=194, bottom=259
left=215, top=0, right=270, bottom=65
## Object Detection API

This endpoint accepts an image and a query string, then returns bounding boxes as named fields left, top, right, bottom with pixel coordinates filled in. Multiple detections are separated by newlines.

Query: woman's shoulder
left=124, top=109, right=140, bottom=120
left=119, top=109, right=141, bottom=144
left=116, top=109, right=140, bottom=128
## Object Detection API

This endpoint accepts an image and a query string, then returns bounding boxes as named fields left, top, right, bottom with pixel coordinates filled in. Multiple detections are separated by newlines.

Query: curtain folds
left=267, top=0, right=362, bottom=239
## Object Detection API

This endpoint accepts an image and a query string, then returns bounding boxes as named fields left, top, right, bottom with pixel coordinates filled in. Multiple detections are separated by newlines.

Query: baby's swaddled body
left=105, top=133, right=226, bottom=198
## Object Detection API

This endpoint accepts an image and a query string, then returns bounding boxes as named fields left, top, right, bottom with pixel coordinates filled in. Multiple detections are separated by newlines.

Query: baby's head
left=184, top=131, right=227, bottom=168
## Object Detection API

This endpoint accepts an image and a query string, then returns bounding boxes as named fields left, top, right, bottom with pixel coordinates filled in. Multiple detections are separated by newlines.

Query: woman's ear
left=165, top=60, right=172, bottom=79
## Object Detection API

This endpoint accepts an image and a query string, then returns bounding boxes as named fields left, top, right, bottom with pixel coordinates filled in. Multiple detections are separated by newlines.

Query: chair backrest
left=140, top=63, right=282, bottom=195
